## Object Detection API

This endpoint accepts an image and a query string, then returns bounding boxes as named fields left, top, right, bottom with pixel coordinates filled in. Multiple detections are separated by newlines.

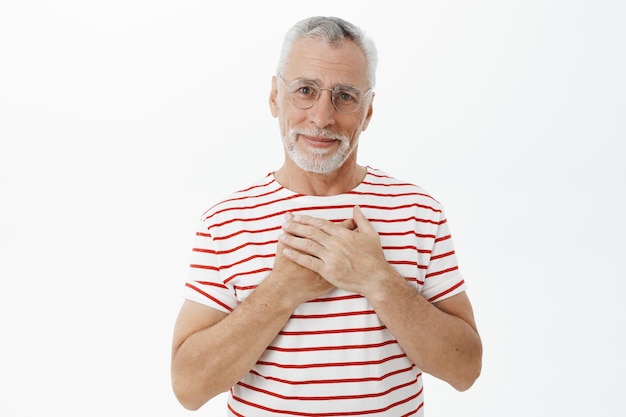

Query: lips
left=300, top=134, right=338, bottom=148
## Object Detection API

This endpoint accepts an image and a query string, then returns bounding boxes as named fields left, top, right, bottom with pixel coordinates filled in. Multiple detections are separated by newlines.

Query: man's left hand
left=278, top=205, right=394, bottom=295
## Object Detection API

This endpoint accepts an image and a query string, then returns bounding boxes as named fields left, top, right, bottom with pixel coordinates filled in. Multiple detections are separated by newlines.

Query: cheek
left=279, top=106, right=308, bottom=131
left=344, top=113, right=367, bottom=134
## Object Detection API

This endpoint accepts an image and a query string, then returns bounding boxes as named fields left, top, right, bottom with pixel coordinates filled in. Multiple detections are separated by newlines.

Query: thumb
left=353, top=205, right=374, bottom=233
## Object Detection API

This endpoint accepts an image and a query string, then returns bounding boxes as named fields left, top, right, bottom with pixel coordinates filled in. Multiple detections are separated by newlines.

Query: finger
left=282, top=220, right=320, bottom=240
left=353, top=205, right=375, bottom=234
left=337, top=217, right=357, bottom=230
left=282, top=246, right=322, bottom=273
left=292, top=215, right=352, bottom=237
left=278, top=232, right=325, bottom=258
left=291, top=214, right=329, bottom=230
left=284, top=217, right=339, bottom=242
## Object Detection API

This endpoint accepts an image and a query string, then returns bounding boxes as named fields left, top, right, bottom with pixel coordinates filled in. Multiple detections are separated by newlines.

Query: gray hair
left=276, top=16, right=378, bottom=88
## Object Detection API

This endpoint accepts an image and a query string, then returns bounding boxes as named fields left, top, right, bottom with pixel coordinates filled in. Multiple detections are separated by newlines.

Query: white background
left=1, top=1, right=624, bottom=415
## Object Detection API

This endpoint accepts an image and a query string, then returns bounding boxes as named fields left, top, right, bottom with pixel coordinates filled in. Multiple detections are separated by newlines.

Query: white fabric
left=184, top=167, right=466, bottom=416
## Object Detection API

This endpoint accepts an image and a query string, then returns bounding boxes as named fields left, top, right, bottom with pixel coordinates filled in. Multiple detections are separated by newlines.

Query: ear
left=269, top=76, right=279, bottom=118
left=360, top=92, right=374, bottom=131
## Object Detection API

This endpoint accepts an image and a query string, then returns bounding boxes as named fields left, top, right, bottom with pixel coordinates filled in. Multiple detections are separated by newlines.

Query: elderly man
left=171, top=16, right=482, bottom=416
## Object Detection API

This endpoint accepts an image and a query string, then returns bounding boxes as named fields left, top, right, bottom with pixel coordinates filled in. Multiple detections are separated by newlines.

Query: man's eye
left=298, top=86, right=313, bottom=95
left=336, top=91, right=357, bottom=102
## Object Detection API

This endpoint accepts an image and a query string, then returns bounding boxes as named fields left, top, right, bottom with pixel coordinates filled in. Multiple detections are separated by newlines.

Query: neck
left=274, top=160, right=366, bottom=196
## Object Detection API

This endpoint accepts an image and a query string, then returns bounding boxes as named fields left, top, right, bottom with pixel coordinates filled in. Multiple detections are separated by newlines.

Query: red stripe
left=192, top=240, right=279, bottom=255
left=389, top=260, right=426, bottom=269
left=191, top=247, right=216, bottom=254
left=369, top=216, right=441, bottom=225
left=435, top=233, right=451, bottom=243
left=383, top=244, right=432, bottom=254
left=224, top=267, right=273, bottom=284
left=221, top=240, right=278, bottom=254
left=208, top=203, right=350, bottom=230
left=379, top=231, right=436, bottom=240
left=267, top=339, right=397, bottom=353
left=430, top=250, right=455, bottom=260
left=189, top=263, right=219, bottom=271
left=234, top=284, right=258, bottom=291
left=237, top=377, right=417, bottom=401
left=221, top=184, right=284, bottom=204
left=248, top=365, right=418, bottom=386
left=428, top=279, right=465, bottom=302
left=277, top=325, right=387, bottom=337
left=219, top=253, right=275, bottom=270
left=227, top=402, right=245, bottom=417
left=348, top=189, right=433, bottom=199
left=205, top=194, right=303, bottom=223
left=214, top=225, right=282, bottom=241
left=290, top=309, right=375, bottom=319
left=405, top=277, right=425, bottom=286
left=360, top=180, right=420, bottom=188
left=231, top=387, right=422, bottom=416
left=185, top=282, right=233, bottom=312
left=425, top=265, right=459, bottom=279
left=308, top=293, right=365, bottom=302
left=235, top=174, right=276, bottom=193
left=359, top=202, right=441, bottom=214
left=256, top=352, right=406, bottom=369
left=193, top=281, right=228, bottom=290
left=200, top=178, right=281, bottom=218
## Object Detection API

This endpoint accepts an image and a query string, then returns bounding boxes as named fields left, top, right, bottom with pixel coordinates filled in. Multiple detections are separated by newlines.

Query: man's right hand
left=269, top=212, right=359, bottom=305
left=268, top=211, right=340, bottom=306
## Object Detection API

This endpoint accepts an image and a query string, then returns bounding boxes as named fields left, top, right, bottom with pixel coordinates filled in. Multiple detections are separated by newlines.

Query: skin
left=171, top=36, right=482, bottom=411
left=270, top=37, right=374, bottom=196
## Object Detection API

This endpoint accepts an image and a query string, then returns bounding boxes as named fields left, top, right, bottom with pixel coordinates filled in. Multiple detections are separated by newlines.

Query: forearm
left=366, top=267, right=482, bottom=391
left=171, top=282, right=297, bottom=410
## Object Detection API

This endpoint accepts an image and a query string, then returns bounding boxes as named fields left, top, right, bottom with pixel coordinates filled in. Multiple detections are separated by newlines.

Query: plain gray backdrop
left=1, top=1, right=624, bottom=415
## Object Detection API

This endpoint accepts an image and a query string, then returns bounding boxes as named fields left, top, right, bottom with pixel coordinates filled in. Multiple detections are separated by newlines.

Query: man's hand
left=278, top=206, right=393, bottom=296
left=268, top=212, right=339, bottom=305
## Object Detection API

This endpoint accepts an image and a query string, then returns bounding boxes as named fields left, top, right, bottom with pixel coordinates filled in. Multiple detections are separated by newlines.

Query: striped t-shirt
left=184, top=166, right=466, bottom=416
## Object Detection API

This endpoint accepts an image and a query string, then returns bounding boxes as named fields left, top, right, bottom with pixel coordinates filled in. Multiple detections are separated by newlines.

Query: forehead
left=283, top=37, right=369, bottom=87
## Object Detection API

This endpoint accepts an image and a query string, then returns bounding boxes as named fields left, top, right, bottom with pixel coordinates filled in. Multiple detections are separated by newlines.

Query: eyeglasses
left=277, top=74, right=372, bottom=114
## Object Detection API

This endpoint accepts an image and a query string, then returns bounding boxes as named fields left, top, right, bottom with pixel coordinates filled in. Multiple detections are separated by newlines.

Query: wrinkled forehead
left=282, top=37, right=370, bottom=88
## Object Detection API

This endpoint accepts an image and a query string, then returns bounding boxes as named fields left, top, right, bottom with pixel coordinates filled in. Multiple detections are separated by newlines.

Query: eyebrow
left=295, top=78, right=364, bottom=90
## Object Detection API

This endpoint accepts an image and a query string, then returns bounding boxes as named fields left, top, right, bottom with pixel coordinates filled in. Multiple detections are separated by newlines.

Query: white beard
left=282, top=128, right=356, bottom=174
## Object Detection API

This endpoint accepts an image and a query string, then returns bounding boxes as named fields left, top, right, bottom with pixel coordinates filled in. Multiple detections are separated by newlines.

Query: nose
left=309, top=88, right=336, bottom=128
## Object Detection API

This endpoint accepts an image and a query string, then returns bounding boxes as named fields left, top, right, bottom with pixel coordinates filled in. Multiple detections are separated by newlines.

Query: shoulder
left=198, top=173, right=286, bottom=224
left=362, top=166, right=443, bottom=209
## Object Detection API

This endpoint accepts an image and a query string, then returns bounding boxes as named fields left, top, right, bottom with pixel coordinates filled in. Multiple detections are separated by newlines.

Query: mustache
left=289, top=128, right=349, bottom=143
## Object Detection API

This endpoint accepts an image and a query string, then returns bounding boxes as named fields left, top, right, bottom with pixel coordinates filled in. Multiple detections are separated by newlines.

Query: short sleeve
left=182, top=221, right=239, bottom=313
left=420, top=210, right=467, bottom=303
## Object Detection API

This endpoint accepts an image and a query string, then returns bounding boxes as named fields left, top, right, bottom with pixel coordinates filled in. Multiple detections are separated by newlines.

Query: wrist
left=252, top=273, right=302, bottom=313
left=361, top=263, right=406, bottom=302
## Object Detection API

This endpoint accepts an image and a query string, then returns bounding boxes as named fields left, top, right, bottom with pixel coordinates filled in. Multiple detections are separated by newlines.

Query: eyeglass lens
left=286, top=79, right=365, bottom=113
